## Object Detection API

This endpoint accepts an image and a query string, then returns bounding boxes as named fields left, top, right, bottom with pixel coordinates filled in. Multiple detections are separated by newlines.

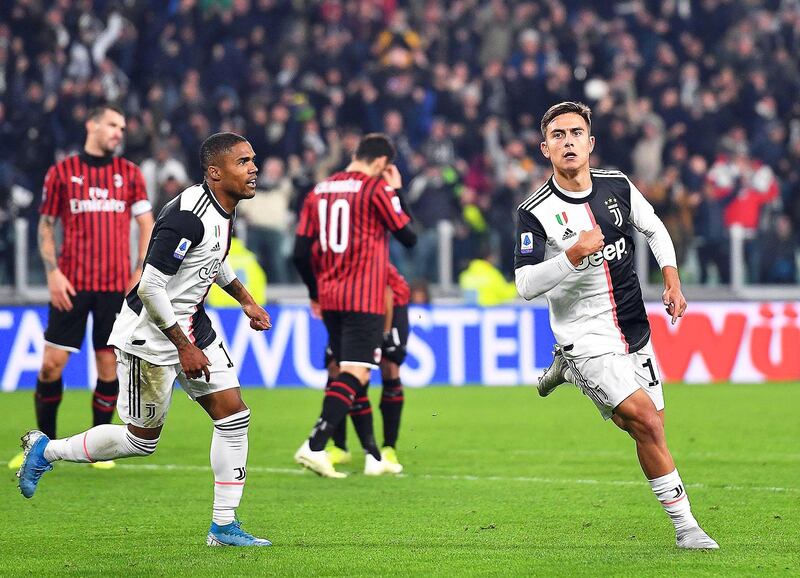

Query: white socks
left=43, top=424, right=159, bottom=463
left=648, top=468, right=699, bottom=533
left=211, top=409, right=251, bottom=526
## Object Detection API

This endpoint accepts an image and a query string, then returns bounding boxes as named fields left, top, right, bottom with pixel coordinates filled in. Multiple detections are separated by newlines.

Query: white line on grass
left=5, top=460, right=796, bottom=494
left=108, top=462, right=798, bottom=494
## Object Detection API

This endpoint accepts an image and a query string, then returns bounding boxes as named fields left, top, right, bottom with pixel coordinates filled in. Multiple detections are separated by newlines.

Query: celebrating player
left=293, top=133, right=416, bottom=478
left=9, top=104, right=154, bottom=472
left=17, top=133, right=273, bottom=547
left=328, top=264, right=411, bottom=470
left=515, top=102, right=718, bottom=549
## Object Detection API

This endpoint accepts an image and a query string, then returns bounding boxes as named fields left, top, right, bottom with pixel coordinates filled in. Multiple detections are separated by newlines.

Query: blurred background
left=1, top=0, right=799, bottom=303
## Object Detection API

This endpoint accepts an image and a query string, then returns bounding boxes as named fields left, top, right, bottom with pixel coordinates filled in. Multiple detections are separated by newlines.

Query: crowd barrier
left=0, top=302, right=797, bottom=391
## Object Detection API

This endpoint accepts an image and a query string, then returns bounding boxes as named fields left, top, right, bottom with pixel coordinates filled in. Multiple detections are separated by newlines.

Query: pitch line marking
left=107, top=462, right=799, bottom=494
left=4, top=460, right=796, bottom=493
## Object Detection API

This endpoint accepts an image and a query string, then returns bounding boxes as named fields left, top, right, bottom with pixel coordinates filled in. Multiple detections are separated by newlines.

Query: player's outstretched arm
left=661, top=266, right=687, bottom=325
left=222, top=278, right=272, bottom=331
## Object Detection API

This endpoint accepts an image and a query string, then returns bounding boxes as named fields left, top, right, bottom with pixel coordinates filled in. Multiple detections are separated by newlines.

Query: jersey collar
left=202, top=182, right=233, bottom=219
left=79, top=151, right=114, bottom=167
left=549, top=174, right=596, bottom=204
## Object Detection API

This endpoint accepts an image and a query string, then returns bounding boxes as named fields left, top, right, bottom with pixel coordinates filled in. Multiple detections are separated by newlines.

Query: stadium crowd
left=1, top=0, right=799, bottom=287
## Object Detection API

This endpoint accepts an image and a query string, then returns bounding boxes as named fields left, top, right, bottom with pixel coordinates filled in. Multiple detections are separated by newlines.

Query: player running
left=515, top=101, right=718, bottom=550
left=293, top=133, right=416, bottom=478
left=17, top=133, right=273, bottom=547
left=328, top=264, right=411, bottom=470
left=9, top=104, right=154, bottom=471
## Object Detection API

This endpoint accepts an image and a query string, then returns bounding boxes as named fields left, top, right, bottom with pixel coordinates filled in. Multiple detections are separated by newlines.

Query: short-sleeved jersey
left=514, top=169, right=660, bottom=358
left=296, top=171, right=411, bottom=314
left=40, top=153, right=151, bottom=291
left=387, top=263, right=410, bottom=307
left=108, top=183, right=233, bottom=365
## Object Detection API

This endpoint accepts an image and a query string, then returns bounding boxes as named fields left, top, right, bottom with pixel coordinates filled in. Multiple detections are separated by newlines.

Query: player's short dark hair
left=200, top=132, right=248, bottom=173
left=87, top=103, right=125, bottom=121
left=540, top=101, right=592, bottom=137
left=354, top=133, right=396, bottom=163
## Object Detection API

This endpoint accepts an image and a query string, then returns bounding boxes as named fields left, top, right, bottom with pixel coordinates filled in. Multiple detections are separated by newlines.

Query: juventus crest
left=605, top=197, right=624, bottom=227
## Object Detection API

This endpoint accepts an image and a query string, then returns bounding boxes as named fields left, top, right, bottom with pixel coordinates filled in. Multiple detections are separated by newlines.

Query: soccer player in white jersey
left=17, top=133, right=274, bottom=547
left=515, top=102, right=718, bottom=550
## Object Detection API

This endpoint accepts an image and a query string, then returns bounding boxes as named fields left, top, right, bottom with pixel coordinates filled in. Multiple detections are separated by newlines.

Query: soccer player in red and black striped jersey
left=292, top=133, right=416, bottom=477
left=28, top=104, right=154, bottom=467
left=329, top=263, right=411, bottom=468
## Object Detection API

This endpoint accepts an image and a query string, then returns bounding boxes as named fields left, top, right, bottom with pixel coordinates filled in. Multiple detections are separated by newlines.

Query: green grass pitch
left=1, top=383, right=798, bottom=577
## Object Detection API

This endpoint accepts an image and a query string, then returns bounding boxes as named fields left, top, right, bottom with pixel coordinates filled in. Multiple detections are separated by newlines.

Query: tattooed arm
left=221, top=278, right=272, bottom=331
left=162, top=322, right=210, bottom=381
left=39, top=215, right=76, bottom=311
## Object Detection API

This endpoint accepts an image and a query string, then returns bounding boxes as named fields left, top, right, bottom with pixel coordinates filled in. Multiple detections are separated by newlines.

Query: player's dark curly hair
left=200, top=132, right=248, bottom=173
left=540, top=101, right=592, bottom=137
left=354, top=133, right=396, bottom=163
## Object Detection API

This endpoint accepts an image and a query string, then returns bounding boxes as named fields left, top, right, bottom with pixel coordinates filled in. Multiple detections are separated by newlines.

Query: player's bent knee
left=629, top=412, right=664, bottom=444
left=125, top=429, right=160, bottom=456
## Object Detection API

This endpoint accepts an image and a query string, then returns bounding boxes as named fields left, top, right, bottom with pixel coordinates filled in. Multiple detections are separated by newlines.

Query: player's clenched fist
left=566, top=225, right=605, bottom=266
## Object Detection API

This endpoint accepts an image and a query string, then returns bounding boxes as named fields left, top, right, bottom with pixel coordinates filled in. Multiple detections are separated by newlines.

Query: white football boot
left=676, top=526, right=719, bottom=549
left=294, top=440, right=347, bottom=478
left=364, top=453, right=402, bottom=475
left=538, top=345, right=570, bottom=397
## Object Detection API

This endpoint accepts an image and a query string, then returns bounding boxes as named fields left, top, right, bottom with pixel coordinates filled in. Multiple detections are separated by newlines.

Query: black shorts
left=382, top=305, right=409, bottom=365
left=322, top=310, right=384, bottom=367
left=44, top=291, right=124, bottom=352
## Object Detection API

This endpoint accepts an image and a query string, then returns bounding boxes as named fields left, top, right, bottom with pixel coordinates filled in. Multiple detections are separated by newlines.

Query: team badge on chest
left=605, top=197, right=624, bottom=227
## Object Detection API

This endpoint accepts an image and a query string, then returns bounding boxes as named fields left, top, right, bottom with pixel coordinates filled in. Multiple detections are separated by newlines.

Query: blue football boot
left=206, top=519, right=272, bottom=547
left=17, top=431, right=53, bottom=498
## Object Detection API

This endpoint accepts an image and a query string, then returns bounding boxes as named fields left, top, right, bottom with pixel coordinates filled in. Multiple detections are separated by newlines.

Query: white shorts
left=116, top=336, right=240, bottom=428
left=564, top=340, right=664, bottom=420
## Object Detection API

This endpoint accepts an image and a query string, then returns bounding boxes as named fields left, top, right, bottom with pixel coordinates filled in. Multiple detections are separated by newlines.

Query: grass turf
left=1, top=383, right=798, bottom=577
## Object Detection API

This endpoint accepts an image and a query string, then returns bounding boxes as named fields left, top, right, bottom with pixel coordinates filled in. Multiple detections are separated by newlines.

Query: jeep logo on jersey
left=605, top=197, right=624, bottom=227
left=520, top=232, right=534, bottom=254
left=199, top=258, right=221, bottom=280
left=575, top=237, right=628, bottom=270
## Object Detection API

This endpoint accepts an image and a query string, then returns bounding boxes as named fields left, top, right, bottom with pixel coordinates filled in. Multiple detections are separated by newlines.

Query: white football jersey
left=515, top=169, right=669, bottom=358
left=108, top=183, right=234, bottom=364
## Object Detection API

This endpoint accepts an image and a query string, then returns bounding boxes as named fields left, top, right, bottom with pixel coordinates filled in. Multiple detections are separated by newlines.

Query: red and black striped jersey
left=40, top=153, right=151, bottom=292
left=387, top=263, right=410, bottom=307
left=296, top=171, right=411, bottom=314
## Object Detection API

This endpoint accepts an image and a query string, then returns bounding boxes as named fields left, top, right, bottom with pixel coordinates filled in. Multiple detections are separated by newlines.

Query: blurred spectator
left=236, top=157, right=295, bottom=284
left=758, top=215, right=798, bottom=284
left=140, top=142, right=190, bottom=207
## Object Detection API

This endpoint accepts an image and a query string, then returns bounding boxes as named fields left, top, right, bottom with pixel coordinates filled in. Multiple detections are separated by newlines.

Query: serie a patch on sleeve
left=520, top=232, right=534, bottom=254
left=173, top=238, right=191, bottom=260
left=391, top=195, right=402, bottom=213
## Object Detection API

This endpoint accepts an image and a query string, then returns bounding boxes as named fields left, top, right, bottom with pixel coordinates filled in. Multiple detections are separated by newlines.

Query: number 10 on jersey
left=318, top=198, right=350, bottom=253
